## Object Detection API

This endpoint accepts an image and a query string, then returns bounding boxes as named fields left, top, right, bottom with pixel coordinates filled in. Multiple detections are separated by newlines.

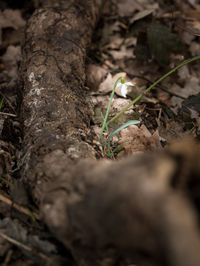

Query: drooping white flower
left=116, top=80, right=135, bottom=98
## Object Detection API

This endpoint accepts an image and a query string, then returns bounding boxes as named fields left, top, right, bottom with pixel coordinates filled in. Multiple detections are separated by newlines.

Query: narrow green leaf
left=107, top=120, right=140, bottom=142
left=112, top=141, right=130, bottom=154
left=26, top=208, right=37, bottom=223
left=107, top=120, right=140, bottom=158
left=99, top=77, right=122, bottom=142
left=100, top=112, right=109, bottom=134
left=0, top=98, right=4, bottom=111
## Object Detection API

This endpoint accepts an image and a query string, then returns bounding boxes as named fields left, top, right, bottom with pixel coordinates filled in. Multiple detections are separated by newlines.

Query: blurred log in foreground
left=40, top=139, right=200, bottom=266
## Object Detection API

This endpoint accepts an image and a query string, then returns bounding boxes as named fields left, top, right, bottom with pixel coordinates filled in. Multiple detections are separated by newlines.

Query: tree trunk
left=19, top=1, right=200, bottom=266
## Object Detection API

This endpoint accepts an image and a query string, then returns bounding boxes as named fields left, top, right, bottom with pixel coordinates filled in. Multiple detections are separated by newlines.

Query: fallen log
left=19, top=0, right=200, bottom=265
left=40, top=140, right=200, bottom=266
left=19, top=0, right=103, bottom=201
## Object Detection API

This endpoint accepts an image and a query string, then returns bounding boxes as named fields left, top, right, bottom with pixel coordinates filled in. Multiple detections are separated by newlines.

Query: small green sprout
left=98, top=77, right=140, bottom=157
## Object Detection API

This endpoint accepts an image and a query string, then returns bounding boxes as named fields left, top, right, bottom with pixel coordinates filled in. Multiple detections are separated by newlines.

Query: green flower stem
left=99, top=77, right=122, bottom=142
left=107, top=55, right=200, bottom=126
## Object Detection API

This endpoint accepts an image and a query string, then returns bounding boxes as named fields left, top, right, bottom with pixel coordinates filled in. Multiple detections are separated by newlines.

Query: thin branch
left=0, top=194, right=39, bottom=220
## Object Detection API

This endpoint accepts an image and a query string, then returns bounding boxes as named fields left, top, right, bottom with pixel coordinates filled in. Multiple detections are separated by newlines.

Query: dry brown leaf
left=124, top=37, right=137, bottom=47
left=189, top=41, right=200, bottom=56
left=111, top=98, right=132, bottom=112
left=108, top=45, right=133, bottom=61
left=130, top=9, right=155, bottom=24
left=157, top=90, right=171, bottom=105
left=117, top=0, right=157, bottom=16
left=2, top=45, right=21, bottom=86
left=188, top=21, right=200, bottom=33
left=104, top=37, right=124, bottom=50
left=0, top=9, right=25, bottom=45
left=182, top=31, right=196, bottom=45
left=158, top=120, right=186, bottom=142
left=119, top=124, right=161, bottom=155
left=87, top=64, right=108, bottom=91
left=98, top=72, right=138, bottom=98
left=171, top=83, right=184, bottom=108
left=171, top=77, right=200, bottom=108
left=181, top=77, right=200, bottom=97
left=178, top=65, right=190, bottom=82
left=98, top=72, right=127, bottom=94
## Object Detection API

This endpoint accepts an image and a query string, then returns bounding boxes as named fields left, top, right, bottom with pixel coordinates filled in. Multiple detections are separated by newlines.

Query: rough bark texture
left=19, top=1, right=200, bottom=266
left=19, top=0, right=103, bottom=201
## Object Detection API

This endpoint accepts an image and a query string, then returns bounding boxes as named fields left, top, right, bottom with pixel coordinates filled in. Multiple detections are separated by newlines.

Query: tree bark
left=19, top=0, right=103, bottom=201
left=19, top=1, right=200, bottom=266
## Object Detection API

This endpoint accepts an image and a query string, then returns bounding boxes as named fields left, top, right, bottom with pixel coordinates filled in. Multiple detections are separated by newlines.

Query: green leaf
left=107, top=120, right=140, bottom=158
left=107, top=120, right=140, bottom=142
left=112, top=141, right=130, bottom=154
left=100, top=112, right=109, bottom=134
left=0, top=98, right=4, bottom=111
left=99, top=77, right=122, bottom=142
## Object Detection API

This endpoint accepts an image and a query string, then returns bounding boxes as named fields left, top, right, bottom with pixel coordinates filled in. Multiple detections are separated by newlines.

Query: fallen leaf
left=104, top=37, right=124, bottom=50
left=182, top=31, right=196, bottom=45
left=2, top=45, right=21, bottom=86
left=171, top=77, right=200, bottom=109
left=117, top=0, right=157, bottom=16
left=111, top=98, right=132, bottom=112
left=182, top=93, right=200, bottom=119
left=98, top=72, right=127, bottom=94
left=87, top=64, right=108, bottom=91
left=158, top=120, right=185, bottom=142
left=182, top=76, right=200, bottom=97
left=0, top=9, right=25, bottom=45
left=177, top=65, right=190, bottom=82
left=189, top=41, right=200, bottom=56
left=130, top=9, right=155, bottom=24
left=108, top=44, right=133, bottom=60
left=119, top=124, right=161, bottom=155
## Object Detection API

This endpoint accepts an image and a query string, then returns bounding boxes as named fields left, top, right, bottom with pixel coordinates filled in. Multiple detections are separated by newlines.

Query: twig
left=0, top=112, right=17, bottom=117
left=0, top=194, right=39, bottom=220
left=0, top=230, right=48, bottom=261
left=2, top=249, right=13, bottom=266
left=0, top=88, right=17, bottom=114
left=176, top=23, right=200, bottom=37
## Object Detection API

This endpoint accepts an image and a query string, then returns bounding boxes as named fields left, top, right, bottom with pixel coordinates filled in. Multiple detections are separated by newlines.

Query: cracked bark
left=19, top=0, right=102, bottom=201
left=19, top=0, right=200, bottom=265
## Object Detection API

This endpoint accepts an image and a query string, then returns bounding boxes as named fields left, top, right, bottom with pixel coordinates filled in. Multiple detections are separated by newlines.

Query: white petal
left=125, top=82, right=134, bottom=86
left=116, top=82, right=122, bottom=89
left=121, top=84, right=128, bottom=98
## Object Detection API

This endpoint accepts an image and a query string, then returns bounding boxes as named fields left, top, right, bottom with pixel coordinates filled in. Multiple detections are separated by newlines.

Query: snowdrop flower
left=116, top=78, right=135, bottom=98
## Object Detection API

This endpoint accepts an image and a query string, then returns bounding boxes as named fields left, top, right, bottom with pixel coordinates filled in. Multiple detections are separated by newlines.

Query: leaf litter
left=87, top=0, right=200, bottom=156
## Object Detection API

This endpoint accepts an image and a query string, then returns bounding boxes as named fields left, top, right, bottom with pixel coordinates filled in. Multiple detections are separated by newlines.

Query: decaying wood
left=19, top=0, right=103, bottom=201
left=40, top=140, right=200, bottom=266
left=19, top=0, right=200, bottom=265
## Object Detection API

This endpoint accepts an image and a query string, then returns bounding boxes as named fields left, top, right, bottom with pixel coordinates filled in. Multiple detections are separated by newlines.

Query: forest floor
left=0, top=0, right=200, bottom=265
